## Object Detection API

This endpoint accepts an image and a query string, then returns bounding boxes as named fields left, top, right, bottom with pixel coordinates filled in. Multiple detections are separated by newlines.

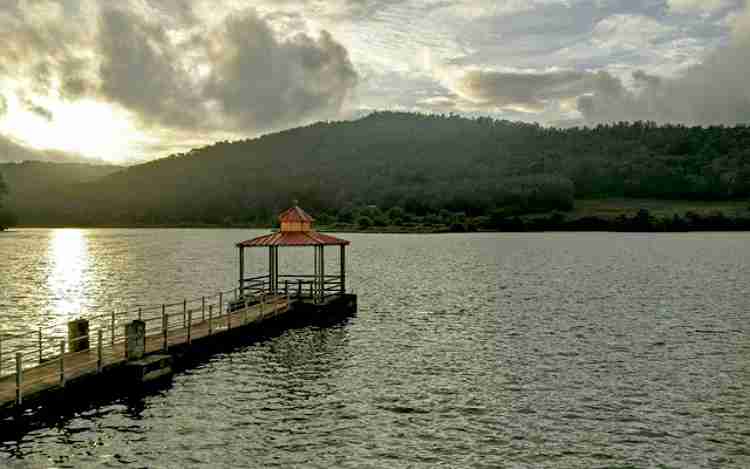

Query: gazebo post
left=238, top=246, right=245, bottom=297
left=313, top=245, right=318, bottom=302
left=340, top=245, right=346, bottom=294
left=320, top=246, right=325, bottom=302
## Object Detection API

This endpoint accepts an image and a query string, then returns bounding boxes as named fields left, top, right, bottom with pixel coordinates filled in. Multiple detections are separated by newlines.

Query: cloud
left=0, top=95, right=6, bottom=115
left=202, top=10, right=358, bottom=131
left=97, top=5, right=205, bottom=129
left=577, top=7, right=750, bottom=125
left=94, top=5, right=358, bottom=133
left=668, top=0, right=733, bottom=14
left=440, top=1, right=750, bottom=126
left=455, top=69, right=593, bottom=112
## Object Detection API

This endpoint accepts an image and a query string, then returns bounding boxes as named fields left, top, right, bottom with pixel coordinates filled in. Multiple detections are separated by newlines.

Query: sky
left=0, top=0, right=749, bottom=164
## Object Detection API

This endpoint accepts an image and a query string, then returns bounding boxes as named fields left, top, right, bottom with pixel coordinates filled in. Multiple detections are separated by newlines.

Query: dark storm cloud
left=202, top=10, right=358, bottom=131
left=97, top=5, right=204, bottom=129
left=95, top=5, right=357, bottom=132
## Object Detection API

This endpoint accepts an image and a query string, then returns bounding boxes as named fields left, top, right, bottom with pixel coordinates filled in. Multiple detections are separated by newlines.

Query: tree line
left=1, top=112, right=749, bottom=228
left=0, top=170, right=16, bottom=230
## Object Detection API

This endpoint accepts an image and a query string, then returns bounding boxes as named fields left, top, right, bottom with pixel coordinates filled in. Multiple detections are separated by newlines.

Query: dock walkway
left=0, top=294, right=290, bottom=411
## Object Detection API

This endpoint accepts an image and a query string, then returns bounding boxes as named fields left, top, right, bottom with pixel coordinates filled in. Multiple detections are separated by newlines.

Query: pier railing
left=0, top=286, right=249, bottom=379
left=241, top=274, right=344, bottom=300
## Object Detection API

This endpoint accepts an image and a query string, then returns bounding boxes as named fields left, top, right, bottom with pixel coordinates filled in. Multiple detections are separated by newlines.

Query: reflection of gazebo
left=236, top=205, right=350, bottom=304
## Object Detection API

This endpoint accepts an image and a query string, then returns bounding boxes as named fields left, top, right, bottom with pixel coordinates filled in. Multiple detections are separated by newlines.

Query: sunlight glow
left=46, top=229, right=90, bottom=320
left=0, top=91, right=143, bottom=162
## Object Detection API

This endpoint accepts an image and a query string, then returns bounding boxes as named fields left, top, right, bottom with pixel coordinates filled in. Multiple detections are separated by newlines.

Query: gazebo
left=236, top=205, right=350, bottom=304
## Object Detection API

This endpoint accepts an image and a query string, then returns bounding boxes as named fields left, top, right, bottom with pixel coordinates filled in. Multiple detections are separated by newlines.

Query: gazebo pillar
left=320, top=246, right=325, bottom=302
left=268, top=246, right=279, bottom=295
left=340, top=245, right=346, bottom=294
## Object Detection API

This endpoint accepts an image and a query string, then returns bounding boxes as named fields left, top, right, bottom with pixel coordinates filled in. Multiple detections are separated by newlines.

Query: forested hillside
left=0, top=161, right=120, bottom=225
left=2, top=112, right=750, bottom=227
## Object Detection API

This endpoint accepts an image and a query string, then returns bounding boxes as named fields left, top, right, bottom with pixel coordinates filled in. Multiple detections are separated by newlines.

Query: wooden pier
left=0, top=204, right=356, bottom=418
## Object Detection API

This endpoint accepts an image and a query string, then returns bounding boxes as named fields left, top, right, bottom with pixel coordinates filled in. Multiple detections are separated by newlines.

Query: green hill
left=1, top=112, right=749, bottom=228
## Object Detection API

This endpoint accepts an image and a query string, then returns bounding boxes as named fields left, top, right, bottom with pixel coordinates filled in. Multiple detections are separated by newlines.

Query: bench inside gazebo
left=236, top=205, right=350, bottom=304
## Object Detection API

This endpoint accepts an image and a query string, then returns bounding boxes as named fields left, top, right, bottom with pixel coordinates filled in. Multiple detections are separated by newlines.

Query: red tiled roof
left=278, top=206, right=314, bottom=223
left=237, top=230, right=350, bottom=247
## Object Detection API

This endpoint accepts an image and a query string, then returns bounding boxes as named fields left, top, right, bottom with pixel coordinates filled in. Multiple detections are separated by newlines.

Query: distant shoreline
left=6, top=224, right=750, bottom=234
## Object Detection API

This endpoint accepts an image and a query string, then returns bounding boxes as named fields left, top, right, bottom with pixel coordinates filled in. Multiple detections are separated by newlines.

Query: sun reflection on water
left=46, top=229, right=90, bottom=322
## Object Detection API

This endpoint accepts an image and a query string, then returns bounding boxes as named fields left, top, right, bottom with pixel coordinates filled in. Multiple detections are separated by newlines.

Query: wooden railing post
left=138, top=307, right=142, bottom=321
left=97, top=329, right=103, bottom=373
left=183, top=300, right=187, bottom=328
left=111, top=312, right=116, bottom=347
left=209, top=305, right=213, bottom=335
left=187, top=310, right=192, bottom=345
left=38, top=327, right=43, bottom=364
left=219, top=292, right=223, bottom=315
left=15, top=352, right=22, bottom=406
left=202, top=296, right=206, bottom=321
left=59, top=341, right=65, bottom=386
left=162, top=304, right=167, bottom=351
left=298, top=279, right=302, bottom=298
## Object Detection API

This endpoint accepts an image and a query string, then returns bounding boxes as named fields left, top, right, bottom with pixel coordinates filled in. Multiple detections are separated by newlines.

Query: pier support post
left=202, top=296, right=205, bottom=321
left=97, top=329, right=103, bottom=373
left=126, top=320, right=146, bottom=360
left=209, top=305, right=213, bottom=335
left=110, top=312, right=116, bottom=347
left=183, top=300, right=187, bottom=328
left=162, top=304, right=167, bottom=351
left=219, top=292, right=223, bottom=315
left=340, top=245, right=346, bottom=294
left=138, top=307, right=142, bottom=321
left=0, top=335, right=3, bottom=376
left=15, top=352, right=22, bottom=406
left=38, top=328, right=42, bottom=363
left=68, top=318, right=90, bottom=353
left=187, top=310, right=192, bottom=345
left=59, top=341, right=65, bottom=387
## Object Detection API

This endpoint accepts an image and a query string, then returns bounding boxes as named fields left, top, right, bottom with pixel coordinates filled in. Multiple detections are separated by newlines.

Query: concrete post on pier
left=126, top=320, right=146, bottom=361
left=68, top=318, right=90, bottom=353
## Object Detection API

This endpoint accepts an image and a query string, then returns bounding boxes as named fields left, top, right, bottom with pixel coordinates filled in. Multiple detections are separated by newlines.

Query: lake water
left=0, top=229, right=749, bottom=468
